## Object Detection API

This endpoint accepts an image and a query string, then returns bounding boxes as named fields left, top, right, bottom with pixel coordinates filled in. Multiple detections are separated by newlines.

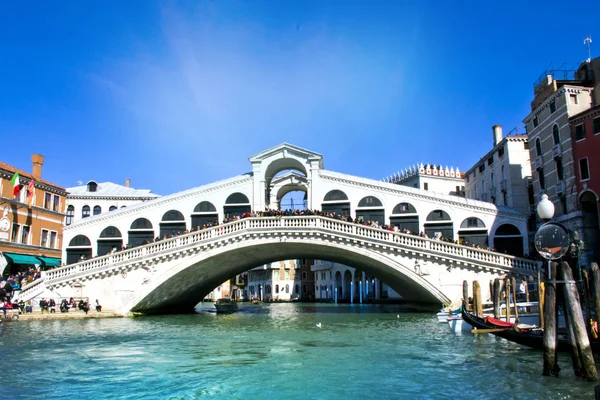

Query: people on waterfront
left=79, top=299, right=90, bottom=314
left=48, top=298, right=56, bottom=313
left=39, top=298, right=49, bottom=313
left=60, top=299, right=69, bottom=313
left=95, top=299, right=102, bottom=312
left=0, top=298, right=6, bottom=317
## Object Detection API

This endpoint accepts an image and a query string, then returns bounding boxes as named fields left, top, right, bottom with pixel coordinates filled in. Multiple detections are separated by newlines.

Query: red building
left=570, top=104, right=600, bottom=263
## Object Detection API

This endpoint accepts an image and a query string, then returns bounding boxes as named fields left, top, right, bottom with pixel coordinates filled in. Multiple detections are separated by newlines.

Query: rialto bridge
left=17, top=144, right=538, bottom=314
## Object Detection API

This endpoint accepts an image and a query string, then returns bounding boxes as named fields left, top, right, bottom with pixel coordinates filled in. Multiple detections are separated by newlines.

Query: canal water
left=1, top=303, right=596, bottom=399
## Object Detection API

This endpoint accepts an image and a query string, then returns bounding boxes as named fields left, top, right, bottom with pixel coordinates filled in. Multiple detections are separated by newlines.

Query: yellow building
left=0, top=154, right=67, bottom=276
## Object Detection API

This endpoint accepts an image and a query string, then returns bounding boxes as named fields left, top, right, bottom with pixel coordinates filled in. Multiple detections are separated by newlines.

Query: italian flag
left=10, top=171, right=22, bottom=196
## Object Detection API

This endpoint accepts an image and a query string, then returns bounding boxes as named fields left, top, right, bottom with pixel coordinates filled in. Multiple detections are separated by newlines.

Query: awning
left=37, top=256, right=61, bottom=267
left=4, top=253, right=42, bottom=265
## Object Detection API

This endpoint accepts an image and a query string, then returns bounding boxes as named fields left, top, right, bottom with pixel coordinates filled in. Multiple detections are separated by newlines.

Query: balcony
left=533, top=156, right=543, bottom=170
left=555, top=181, right=565, bottom=195
left=490, top=186, right=497, bottom=198
left=552, top=143, right=563, bottom=159
left=500, top=179, right=508, bottom=192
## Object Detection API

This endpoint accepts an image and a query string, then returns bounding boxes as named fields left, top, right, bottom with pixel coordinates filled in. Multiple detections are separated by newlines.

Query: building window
left=66, top=205, right=74, bottom=225
left=575, top=124, right=586, bottom=141
left=44, top=192, right=51, bottom=209
left=560, top=195, right=567, bottom=214
left=82, top=205, right=90, bottom=218
left=87, top=181, right=98, bottom=192
left=109, top=206, right=118, bottom=211
left=523, top=141, right=529, bottom=150
left=580, top=158, right=590, bottom=181
left=594, top=118, right=600, bottom=135
left=285, top=270, right=290, bottom=280
left=552, top=124, right=560, bottom=145
left=41, top=229, right=49, bottom=247
left=556, top=159, right=564, bottom=181
left=302, top=272, right=307, bottom=279
left=478, top=164, right=485, bottom=173
left=93, top=205, right=102, bottom=215
left=20, top=225, right=30, bottom=244
left=50, top=231, right=57, bottom=248
left=533, top=116, right=539, bottom=128
left=423, top=182, right=428, bottom=191
left=487, top=156, right=494, bottom=166
left=275, top=284, right=279, bottom=294
left=535, top=138, right=542, bottom=158
left=539, top=168, right=546, bottom=190
left=11, top=223, right=19, bottom=243
left=498, top=146, right=505, bottom=158
left=52, top=195, right=60, bottom=212
left=550, top=100, right=556, bottom=113
left=285, top=284, right=289, bottom=294
left=569, top=94, right=578, bottom=105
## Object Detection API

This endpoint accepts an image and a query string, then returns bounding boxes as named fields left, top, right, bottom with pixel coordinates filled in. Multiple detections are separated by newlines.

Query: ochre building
left=0, top=154, right=67, bottom=275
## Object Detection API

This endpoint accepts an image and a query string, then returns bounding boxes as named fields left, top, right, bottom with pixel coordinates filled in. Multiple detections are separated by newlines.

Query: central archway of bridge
left=132, top=239, right=441, bottom=314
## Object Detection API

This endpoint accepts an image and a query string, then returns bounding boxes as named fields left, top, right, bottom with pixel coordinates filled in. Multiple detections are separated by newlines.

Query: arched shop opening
left=97, top=226, right=124, bottom=256
left=159, top=210, right=186, bottom=238
left=321, top=190, right=350, bottom=217
left=356, top=196, right=385, bottom=224
left=493, top=224, right=524, bottom=257
left=424, top=210, right=453, bottom=239
left=580, top=191, right=600, bottom=263
left=390, top=202, right=419, bottom=233
left=128, top=218, right=155, bottom=247
left=458, top=217, right=488, bottom=247
left=66, top=235, right=93, bottom=264
left=191, top=201, right=219, bottom=229
left=223, top=193, right=251, bottom=218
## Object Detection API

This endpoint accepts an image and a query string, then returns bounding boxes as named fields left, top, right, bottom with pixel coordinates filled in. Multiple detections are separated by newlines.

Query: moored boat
left=214, top=298, right=239, bottom=314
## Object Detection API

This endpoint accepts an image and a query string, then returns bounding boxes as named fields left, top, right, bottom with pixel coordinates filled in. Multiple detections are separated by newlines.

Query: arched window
left=552, top=124, right=560, bottom=145
left=68, top=235, right=91, bottom=247
left=275, top=284, right=279, bottom=294
left=285, top=284, right=290, bottom=294
left=295, top=284, right=299, bottom=294
left=93, top=205, right=102, bottom=215
left=66, top=205, right=75, bottom=225
left=323, top=190, right=349, bottom=202
left=82, top=205, right=90, bottom=219
left=109, top=206, right=118, bottom=212
left=535, top=138, right=542, bottom=158
left=357, top=196, right=383, bottom=207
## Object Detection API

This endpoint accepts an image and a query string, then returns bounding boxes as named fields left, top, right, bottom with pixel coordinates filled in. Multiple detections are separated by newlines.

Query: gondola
left=461, top=307, right=579, bottom=352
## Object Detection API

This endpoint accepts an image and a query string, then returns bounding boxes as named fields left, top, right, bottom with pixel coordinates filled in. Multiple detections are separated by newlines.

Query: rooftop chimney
left=32, top=154, right=44, bottom=180
left=125, top=178, right=131, bottom=188
left=492, top=125, right=503, bottom=146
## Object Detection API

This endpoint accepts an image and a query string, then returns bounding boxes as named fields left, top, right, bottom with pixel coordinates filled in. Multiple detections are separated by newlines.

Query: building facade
left=65, top=179, right=160, bottom=226
left=311, top=260, right=402, bottom=302
left=570, top=104, right=600, bottom=263
left=247, top=260, right=302, bottom=301
left=0, top=155, right=67, bottom=275
left=523, top=58, right=600, bottom=261
left=386, top=164, right=465, bottom=197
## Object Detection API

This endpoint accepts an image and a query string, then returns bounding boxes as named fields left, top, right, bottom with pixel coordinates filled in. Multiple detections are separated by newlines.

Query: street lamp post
left=536, top=194, right=555, bottom=279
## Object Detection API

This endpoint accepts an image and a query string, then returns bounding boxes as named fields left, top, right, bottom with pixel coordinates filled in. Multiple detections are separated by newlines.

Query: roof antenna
left=584, top=36, right=592, bottom=62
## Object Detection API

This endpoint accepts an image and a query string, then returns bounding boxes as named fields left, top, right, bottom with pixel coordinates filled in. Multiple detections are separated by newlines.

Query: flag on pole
left=10, top=172, right=22, bottom=196
left=27, top=179, right=36, bottom=207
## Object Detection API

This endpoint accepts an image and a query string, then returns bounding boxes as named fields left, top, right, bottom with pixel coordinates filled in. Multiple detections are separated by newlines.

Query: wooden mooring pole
left=590, top=263, right=600, bottom=339
left=511, top=277, right=519, bottom=323
left=559, top=261, right=598, bottom=381
left=493, top=278, right=501, bottom=319
left=463, top=280, right=469, bottom=310
left=539, top=281, right=545, bottom=330
left=543, top=261, right=559, bottom=377
left=474, top=281, right=482, bottom=317
left=505, top=277, right=511, bottom=323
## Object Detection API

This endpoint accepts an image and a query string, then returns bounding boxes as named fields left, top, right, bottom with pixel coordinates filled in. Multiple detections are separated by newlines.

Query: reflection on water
left=1, top=303, right=596, bottom=399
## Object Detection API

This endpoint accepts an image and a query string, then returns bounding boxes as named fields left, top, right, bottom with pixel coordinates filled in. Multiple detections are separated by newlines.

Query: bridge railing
left=42, top=216, right=539, bottom=286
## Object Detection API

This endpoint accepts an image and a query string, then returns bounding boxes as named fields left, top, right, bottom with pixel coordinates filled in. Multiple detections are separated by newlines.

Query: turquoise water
left=1, top=303, right=596, bottom=399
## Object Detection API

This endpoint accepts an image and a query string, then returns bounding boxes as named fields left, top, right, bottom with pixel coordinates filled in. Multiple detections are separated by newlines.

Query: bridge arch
left=160, top=210, right=186, bottom=238
left=66, top=235, right=92, bottom=264
left=356, top=195, right=385, bottom=225
left=98, top=226, right=123, bottom=256
left=129, top=218, right=154, bottom=247
left=390, top=202, right=419, bottom=233
left=458, top=217, right=488, bottom=248
left=424, top=209, right=453, bottom=239
left=224, top=193, right=251, bottom=218
left=191, top=201, right=218, bottom=229
left=322, top=189, right=350, bottom=216
left=127, top=236, right=449, bottom=314
left=492, top=223, right=523, bottom=256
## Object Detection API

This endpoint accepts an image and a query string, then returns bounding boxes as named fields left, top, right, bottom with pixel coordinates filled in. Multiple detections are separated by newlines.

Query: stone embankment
left=3, top=310, right=122, bottom=322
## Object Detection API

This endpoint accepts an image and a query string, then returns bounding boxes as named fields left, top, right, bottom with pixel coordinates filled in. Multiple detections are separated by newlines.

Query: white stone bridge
left=18, top=215, right=539, bottom=315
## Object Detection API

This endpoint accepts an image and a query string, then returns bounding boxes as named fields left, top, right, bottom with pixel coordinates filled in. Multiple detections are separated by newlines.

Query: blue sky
left=1, top=1, right=599, bottom=200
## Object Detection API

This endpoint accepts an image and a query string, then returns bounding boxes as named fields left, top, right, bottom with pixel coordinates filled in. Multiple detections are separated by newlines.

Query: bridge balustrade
left=18, top=216, right=540, bottom=302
